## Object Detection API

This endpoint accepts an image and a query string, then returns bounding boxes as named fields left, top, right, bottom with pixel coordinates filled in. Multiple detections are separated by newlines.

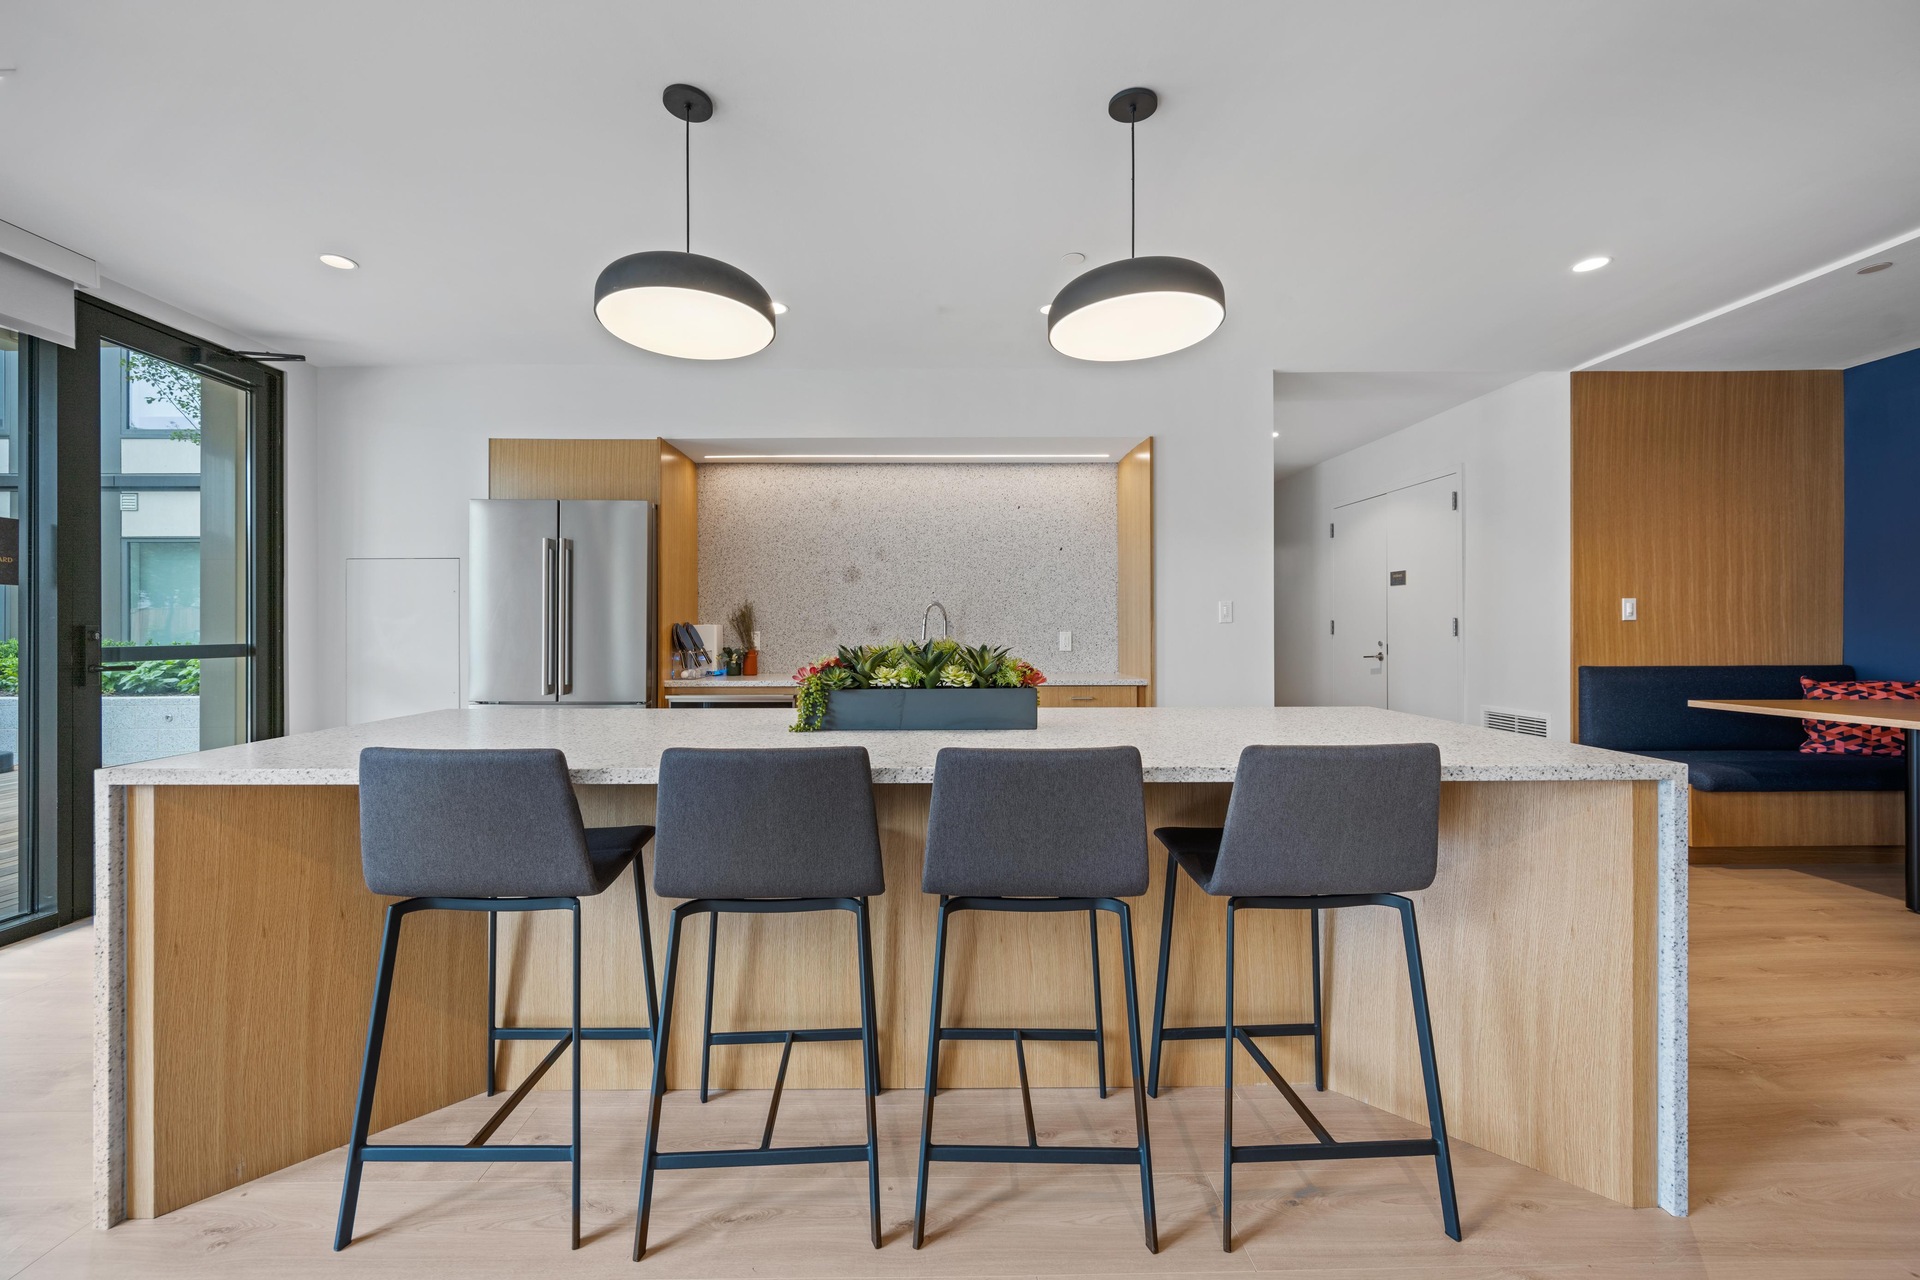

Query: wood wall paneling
left=1116, top=438, right=1155, bottom=705
left=655, top=441, right=699, bottom=705
left=486, top=438, right=662, bottom=502
left=1569, top=371, right=1866, bottom=847
left=125, top=786, right=486, bottom=1218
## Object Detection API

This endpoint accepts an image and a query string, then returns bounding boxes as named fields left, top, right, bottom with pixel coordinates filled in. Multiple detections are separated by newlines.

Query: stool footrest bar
left=928, top=1143, right=1144, bottom=1166
left=939, top=1026, right=1099, bottom=1042
left=359, top=1144, right=573, bottom=1163
left=1231, top=1138, right=1438, bottom=1164
left=492, top=1026, right=653, bottom=1041
left=470, top=1032, right=572, bottom=1146
left=708, top=1026, right=862, bottom=1045
left=1162, top=1022, right=1316, bottom=1041
left=654, top=1144, right=870, bottom=1171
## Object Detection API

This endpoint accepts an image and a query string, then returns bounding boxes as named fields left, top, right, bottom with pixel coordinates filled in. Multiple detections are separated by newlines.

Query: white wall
left=1273, top=373, right=1572, bottom=738
left=307, top=348, right=1275, bottom=725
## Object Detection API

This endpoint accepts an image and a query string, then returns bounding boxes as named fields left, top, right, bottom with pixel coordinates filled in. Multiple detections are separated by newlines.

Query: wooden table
left=1688, top=699, right=1920, bottom=911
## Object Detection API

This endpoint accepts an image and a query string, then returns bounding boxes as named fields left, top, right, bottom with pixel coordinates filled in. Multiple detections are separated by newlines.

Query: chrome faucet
left=921, top=601, right=951, bottom=644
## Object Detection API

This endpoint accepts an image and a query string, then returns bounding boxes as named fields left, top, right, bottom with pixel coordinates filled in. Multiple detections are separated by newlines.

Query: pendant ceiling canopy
left=594, top=84, right=776, bottom=360
left=1048, top=88, right=1225, bottom=362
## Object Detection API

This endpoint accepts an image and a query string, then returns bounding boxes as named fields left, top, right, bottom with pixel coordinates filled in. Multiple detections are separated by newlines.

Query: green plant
left=0, top=637, right=17, bottom=695
left=100, top=639, right=200, bottom=696
left=790, top=639, right=1045, bottom=731
left=727, top=601, right=757, bottom=651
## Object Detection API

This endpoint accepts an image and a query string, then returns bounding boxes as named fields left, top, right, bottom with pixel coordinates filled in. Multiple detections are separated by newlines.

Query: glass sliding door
left=54, top=299, right=283, bottom=919
left=0, top=329, right=27, bottom=925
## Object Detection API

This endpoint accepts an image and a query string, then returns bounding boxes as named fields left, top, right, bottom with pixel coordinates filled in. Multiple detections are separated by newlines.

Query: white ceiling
left=1271, top=372, right=1526, bottom=474
left=3, top=2, right=1920, bottom=374
left=1591, top=238, right=1920, bottom=370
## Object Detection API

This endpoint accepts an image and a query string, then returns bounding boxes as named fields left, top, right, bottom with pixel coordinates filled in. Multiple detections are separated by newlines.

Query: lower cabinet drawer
left=1039, top=685, right=1140, bottom=708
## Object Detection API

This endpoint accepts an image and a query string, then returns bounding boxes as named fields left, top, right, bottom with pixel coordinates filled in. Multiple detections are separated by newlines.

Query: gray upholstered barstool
left=912, top=746, right=1157, bottom=1253
left=633, top=746, right=885, bottom=1261
left=1150, top=743, right=1460, bottom=1249
left=335, top=747, right=658, bottom=1251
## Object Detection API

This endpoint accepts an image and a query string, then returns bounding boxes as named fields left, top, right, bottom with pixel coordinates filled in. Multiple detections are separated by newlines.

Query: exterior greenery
left=792, top=639, right=1044, bottom=731
left=0, top=637, right=200, bottom=696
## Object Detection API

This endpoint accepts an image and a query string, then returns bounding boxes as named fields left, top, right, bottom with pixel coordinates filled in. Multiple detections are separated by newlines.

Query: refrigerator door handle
left=559, top=537, right=574, bottom=695
left=540, top=538, right=557, bottom=695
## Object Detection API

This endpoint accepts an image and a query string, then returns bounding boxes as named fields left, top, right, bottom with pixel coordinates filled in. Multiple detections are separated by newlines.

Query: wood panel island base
left=90, top=707, right=1689, bottom=1229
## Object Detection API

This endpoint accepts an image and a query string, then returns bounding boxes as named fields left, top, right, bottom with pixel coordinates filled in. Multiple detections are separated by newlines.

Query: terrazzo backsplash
left=698, top=464, right=1120, bottom=677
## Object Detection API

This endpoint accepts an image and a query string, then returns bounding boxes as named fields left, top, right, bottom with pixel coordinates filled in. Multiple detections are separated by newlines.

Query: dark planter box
left=821, top=687, right=1039, bottom=731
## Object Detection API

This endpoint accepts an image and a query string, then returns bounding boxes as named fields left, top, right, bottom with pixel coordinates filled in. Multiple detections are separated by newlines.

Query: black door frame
left=36, top=297, right=285, bottom=935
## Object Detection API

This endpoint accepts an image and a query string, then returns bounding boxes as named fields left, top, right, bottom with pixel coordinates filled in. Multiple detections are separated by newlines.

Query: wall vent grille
left=1483, top=707, right=1549, bottom=738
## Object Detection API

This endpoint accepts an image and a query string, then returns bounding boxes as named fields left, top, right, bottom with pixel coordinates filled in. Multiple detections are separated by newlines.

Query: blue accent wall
left=1844, top=346, right=1920, bottom=679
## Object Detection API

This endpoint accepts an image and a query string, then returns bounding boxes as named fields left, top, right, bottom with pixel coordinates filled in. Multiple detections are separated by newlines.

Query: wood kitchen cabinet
left=1038, top=684, right=1142, bottom=708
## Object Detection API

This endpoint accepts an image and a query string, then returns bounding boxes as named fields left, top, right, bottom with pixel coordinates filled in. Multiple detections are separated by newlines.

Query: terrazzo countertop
left=94, top=704, right=1686, bottom=788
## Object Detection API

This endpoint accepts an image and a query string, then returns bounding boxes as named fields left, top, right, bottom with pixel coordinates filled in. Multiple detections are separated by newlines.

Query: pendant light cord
left=684, top=109, right=691, bottom=254
left=1129, top=104, right=1137, bottom=259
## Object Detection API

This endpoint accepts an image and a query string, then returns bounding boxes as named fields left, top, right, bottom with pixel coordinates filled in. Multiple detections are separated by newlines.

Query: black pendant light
left=1048, top=88, right=1225, bottom=362
left=594, top=84, right=776, bottom=360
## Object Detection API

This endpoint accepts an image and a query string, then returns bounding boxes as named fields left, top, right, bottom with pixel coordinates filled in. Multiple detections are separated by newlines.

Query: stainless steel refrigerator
left=468, top=499, right=652, bottom=705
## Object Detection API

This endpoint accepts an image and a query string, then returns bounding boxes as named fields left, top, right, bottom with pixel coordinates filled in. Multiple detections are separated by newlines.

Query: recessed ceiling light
left=1857, top=261, right=1895, bottom=275
left=1062, top=252, right=1086, bottom=264
left=1039, top=304, right=1051, bottom=315
left=1272, top=431, right=1279, bottom=438
left=1571, top=256, right=1612, bottom=273
left=319, top=254, right=358, bottom=270
left=771, top=301, right=789, bottom=314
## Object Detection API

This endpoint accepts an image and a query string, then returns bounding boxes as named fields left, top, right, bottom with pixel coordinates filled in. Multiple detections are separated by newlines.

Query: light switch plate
left=1058, top=630, right=1072, bottom=651
left=1621, top=597, right=1637, bottom=621
left=1218, top=600, right=1234, bottom=624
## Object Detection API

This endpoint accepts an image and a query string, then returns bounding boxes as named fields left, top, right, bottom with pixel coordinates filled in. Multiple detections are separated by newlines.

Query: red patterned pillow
left=1799, top=678, right=1919, bottom=755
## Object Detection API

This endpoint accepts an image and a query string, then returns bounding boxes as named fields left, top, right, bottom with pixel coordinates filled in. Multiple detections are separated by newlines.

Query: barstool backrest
left=1209, top=743, right=1441, bottom=897
left=358, top=747, right=596, bottom=898
left=923, top=746, right=1147, bottom=898
left=654, top=747, right=885, bottom=899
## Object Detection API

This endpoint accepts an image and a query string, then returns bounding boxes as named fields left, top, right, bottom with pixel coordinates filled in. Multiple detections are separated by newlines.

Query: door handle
left=558, top=538, right=574, bottom=695
left=540, top=538, right=556, bottom=695
left=1361, top=650, right=1386, bottom=662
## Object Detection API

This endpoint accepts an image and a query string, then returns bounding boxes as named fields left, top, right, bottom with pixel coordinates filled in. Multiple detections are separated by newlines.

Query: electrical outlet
left=1058, top=630, right=1072, bottom=651
left=1621, top=597, right=1637, bottom=621
left=1217, top=600, right=1234, bottom=624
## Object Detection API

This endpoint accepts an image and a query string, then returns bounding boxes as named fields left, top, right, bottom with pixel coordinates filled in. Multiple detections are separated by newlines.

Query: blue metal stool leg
left=485, top=912, right=498, bottom=1097
left=1311, top=906, right=1325, bottom=1092
left=699, top=914, right=718, bottom=1103
left=1147, top=849, right=1178, bottom=1097
left=856, top=900, right=882, bottom=1247
left=1221, top=901, right=1236, bottom=1253
left=911, top=897, right=953, bottom=1249
left=569, top=902, right=583, bottom=1249
left=633, top=859, right=660, bottom=1033
left=1089, top=908, right=1108, bottom=1099
left=1399, top=899, right=1461, bottom=1241
left=335, top=903, right=408, bottom=1251
left=633, top=906, right=686, bottom=1261
left=1114, top=902, right=1158, bottom=1253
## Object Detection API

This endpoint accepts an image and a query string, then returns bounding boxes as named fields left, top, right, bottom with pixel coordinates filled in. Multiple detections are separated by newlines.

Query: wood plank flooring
left=4, top=865, right=1920, bottom=1278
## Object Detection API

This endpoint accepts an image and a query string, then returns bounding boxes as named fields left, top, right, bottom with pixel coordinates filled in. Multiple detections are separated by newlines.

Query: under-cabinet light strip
left=700, top=452, right=1114, bottom=461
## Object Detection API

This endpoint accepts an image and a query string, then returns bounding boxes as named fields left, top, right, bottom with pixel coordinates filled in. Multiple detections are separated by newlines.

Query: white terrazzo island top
left=96, top=703, right=1686, bottom=789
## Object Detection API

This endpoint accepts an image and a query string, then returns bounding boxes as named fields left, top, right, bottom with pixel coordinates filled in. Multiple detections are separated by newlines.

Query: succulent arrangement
left=792, top=639, right=1045, bottom=732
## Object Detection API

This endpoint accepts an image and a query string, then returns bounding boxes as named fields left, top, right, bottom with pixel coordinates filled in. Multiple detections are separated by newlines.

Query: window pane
left=99, top=345, right=249, bottom=646
left=0, top=329, right=23, bottom=921
left=101, top=657, right=246, bottom=766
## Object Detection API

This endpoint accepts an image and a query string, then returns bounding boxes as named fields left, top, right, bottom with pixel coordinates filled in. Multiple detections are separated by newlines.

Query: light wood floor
left=4, top=865, right=1920, bottom=1278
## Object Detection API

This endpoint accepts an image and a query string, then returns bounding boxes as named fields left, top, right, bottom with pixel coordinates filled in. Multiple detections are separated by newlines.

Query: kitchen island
left=91, top=706, right=1688, bottom=1227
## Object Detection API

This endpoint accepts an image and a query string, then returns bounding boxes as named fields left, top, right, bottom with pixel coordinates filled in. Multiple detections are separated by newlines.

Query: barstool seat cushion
left=1152, top=827, right=1223, bottom=886
left=586, top=824, right=656, bottom=893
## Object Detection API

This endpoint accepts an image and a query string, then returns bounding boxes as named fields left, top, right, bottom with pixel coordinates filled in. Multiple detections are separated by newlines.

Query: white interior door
left=1382, top=475, right=1464, bottom=721
left=1328, top=495, right=1388, bottom=707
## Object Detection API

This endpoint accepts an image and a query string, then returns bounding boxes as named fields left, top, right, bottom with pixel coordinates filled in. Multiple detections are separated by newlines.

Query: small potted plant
left=729, top=602, right=759, bottom=677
